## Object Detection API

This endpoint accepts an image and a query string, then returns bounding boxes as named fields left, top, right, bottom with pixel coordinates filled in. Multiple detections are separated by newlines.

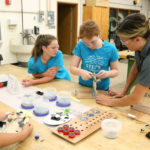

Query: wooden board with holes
left=51, top=107, right=116, bottom=144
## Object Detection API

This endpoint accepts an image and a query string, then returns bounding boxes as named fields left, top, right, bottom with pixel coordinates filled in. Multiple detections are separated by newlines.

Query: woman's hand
left=96, top=94, right=113, bottom=106
left=80, top=70, right=93, bottom=80
left=108, top=89, right=125, bottom=98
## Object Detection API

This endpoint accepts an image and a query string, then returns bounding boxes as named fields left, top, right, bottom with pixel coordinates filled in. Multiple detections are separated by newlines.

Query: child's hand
left=0, top=112, right=12, bottom=121
left=22, top=79, right=33, bottom=87
left=81, top=70, right=93, bottom=80
left=22, top=122, right=33, bottom=136
left=96, top=70, right=108, bottom=79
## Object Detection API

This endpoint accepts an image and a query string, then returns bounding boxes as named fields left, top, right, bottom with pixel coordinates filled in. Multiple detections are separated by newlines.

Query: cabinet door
left=83, top=6, right=109, bottom=41
left=83, top=6, right=93, bottom=21
left=92, top=7, right=102, bottom=30
left=100, top=7, right=109, bottom=41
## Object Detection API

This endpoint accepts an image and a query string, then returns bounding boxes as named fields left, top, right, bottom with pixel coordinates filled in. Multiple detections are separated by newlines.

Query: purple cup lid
left=56, top=101, right=71, bottom=107
left=21, top=104, right=34, bottom=109
left=49, top=96, right=57, bottom=102
left=33, top=110, right=49, bottom=117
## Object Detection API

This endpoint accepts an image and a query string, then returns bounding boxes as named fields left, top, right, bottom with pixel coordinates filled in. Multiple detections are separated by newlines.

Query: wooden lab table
left=1, top=65, right=150, bottom=150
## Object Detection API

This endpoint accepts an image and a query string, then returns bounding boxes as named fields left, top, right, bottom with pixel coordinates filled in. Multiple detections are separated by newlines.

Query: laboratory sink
left=10, top=44, right=34, bottom=54
left=10, top=44, right=34, bottom=62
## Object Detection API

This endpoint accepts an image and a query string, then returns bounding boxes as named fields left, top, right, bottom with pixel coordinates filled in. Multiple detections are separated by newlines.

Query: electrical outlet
left=39, top=11, right=44, bottom=22
left=47, top=11, right=54, bottom=25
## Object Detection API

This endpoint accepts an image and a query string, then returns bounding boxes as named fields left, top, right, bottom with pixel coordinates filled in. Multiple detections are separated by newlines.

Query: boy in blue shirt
left=22, top=34, right=71, bottom=87
left=70, top=21, right=119, bottom=91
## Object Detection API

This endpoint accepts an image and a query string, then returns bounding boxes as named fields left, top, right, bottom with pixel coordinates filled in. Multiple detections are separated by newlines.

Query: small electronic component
left=140, top=129, right=145, bottom=133
left=0, top=121, right=6, bottom=127
left=127, top=113, right=137, bottom=119
left=145, top=124, right=150, bottom=127
left=0, top=81, right=8, bottom=88
left=18, top=116, right=26, bottom=127
left=86, top=113, right=94, bottom=117
left=7, top=115, right=13, bottom=122
left=36, top=91, right=44, bottom=95
left=51, top=114, right=61, bottom=121
left=35, top=135, right=40, bottom=140
left=146, top=132, right=150, bottom=139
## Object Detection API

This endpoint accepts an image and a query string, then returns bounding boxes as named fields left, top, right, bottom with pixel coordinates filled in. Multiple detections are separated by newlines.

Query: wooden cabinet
left=83, top=6, right=109, bottom=41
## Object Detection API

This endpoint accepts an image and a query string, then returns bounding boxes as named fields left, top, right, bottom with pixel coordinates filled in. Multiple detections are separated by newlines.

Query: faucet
left=20, top=29, right=35, bottom=45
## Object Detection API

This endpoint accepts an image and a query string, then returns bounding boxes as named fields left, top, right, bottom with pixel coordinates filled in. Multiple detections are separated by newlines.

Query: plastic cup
left=21, top=94, right=34, bottom=107
left=43, top=88, right=57, bottom=100
left=57, top=91, right=71, bottom=105
left=101, top=119, right=122, bottom=139
left=33, top=99, right=49, bottom=115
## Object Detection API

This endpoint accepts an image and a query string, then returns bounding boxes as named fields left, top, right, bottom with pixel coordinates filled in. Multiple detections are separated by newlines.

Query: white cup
left=34, top=99, right=49, bottom=114
left=21, top=94, right=34, bottom=107
left=57, top=91, right=71, bottom=105
left=43, top=88, right=56, bottom=100
left=101, top=119, right=122, bottom=139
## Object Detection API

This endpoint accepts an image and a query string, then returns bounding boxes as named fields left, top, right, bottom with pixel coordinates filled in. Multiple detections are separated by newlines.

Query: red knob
left=57, top=127, right=63, bottom=132
left=74, top=130, right=80, bottom=135
left=63, top=124, right=69, bottom=129
left=63, top=128, right=69, bottom=135
left=68, top=132, right=75, bottom=138
left=69, top=127, right=75, bottom=132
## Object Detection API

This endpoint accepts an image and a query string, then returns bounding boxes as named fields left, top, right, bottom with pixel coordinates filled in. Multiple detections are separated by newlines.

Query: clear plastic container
left=101, top=119, right=122, bottom=139
left=57, top=91, right=71, bottom=106
left=43, top=88, right=57, bottom=101
left=33, top=99, right=49, bottom=115
left=21, top=94, right=34, bottom=107
left=7, top=75, right=22, bottom=94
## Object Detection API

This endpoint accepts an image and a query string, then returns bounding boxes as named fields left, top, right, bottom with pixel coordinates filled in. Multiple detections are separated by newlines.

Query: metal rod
left=21, top=0, right=24, bottom=44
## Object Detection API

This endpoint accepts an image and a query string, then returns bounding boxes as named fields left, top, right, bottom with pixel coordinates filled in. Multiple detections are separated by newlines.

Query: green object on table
left=64, top=108, right=70, bottom=114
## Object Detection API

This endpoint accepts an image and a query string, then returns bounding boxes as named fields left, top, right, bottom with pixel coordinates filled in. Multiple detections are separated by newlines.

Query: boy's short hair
left=79, top=20, right=100, bottom=39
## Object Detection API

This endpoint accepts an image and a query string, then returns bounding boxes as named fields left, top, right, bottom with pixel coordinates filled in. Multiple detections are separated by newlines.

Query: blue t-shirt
left=73, top=40, right=119, bottom=90
left=28, top=50, right=71, bottom=81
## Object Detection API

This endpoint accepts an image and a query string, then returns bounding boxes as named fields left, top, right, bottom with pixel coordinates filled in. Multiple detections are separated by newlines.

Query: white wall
left=109, top=0, right=150, bottom=17
left=0, top=0, right=149, bottom=64
left=0, top=0, right=83, bottom=64
left=109, top=0, right=141, bottom=10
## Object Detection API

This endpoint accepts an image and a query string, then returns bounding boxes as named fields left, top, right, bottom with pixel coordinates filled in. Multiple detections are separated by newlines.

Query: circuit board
left=51, top=107, right=116, bottom=144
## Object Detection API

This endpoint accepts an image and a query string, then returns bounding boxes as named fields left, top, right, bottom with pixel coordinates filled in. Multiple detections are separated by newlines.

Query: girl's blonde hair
left=32, top=34, right=57, bottom=62
left=79, top=20, right=100, bottom=39
left=116, top=13, right=150, bottom=39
